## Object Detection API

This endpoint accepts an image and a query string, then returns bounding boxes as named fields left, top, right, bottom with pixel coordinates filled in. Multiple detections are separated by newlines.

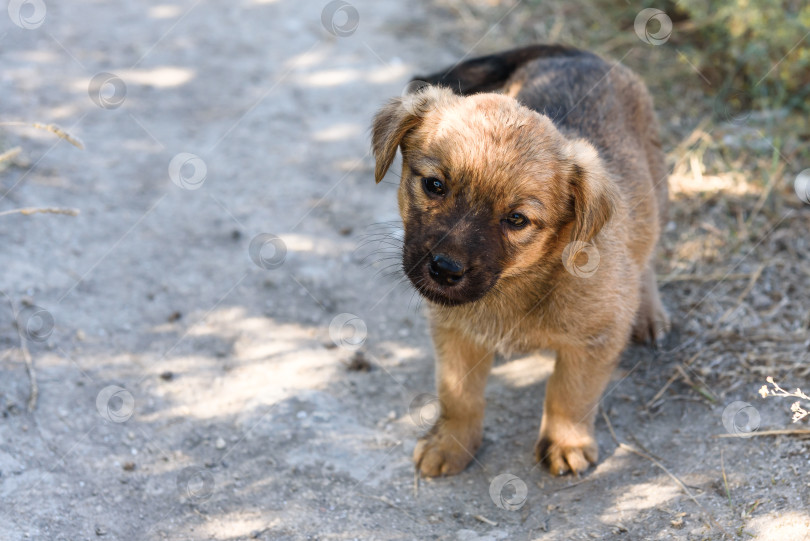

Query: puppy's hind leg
left=632, top=264, right=670, bottom=345
left=414, top=325, right=494, bottom=477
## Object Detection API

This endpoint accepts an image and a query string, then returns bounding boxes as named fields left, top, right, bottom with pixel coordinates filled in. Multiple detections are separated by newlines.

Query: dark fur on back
left=413, top=44, right=586, bottom=94
left=414, top=45, right=668, bottom=226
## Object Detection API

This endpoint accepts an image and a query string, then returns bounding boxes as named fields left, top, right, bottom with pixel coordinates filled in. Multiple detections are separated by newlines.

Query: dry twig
left=473, top=515, right=498, bottom=526
left=0, top=146, right=22, bottom=164
left=21, top=337, right=37, bottom=411
left=658, top=272, right=753, bottom=284
left=0, top=121, right=84, bottom=149
left=718, top=264, right=766, bottom=323
left=0, top=207, right=80, bottom=218
left=646, top=350, right=704, bottom=409
left=715, top=428, right=810, bottom=438
left=0, top=291, right=38, bottom=411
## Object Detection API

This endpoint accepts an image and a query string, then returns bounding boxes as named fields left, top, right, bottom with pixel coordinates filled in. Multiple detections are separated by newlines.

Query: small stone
left=345, top=351, right=372, bottom=372
left=215, top=437, right=227, bottom=450
left=95, top=525, right=107, bottom=536
left=122, top=462, right=136, bottom=472
left=75, top=329, right=86, bottom=341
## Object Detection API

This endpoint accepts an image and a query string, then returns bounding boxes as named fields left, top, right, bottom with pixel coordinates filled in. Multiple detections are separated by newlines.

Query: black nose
left=429, top=254, right=465, bottom=286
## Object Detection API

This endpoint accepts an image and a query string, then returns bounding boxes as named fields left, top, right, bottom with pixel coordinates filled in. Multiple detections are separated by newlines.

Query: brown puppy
left=371, top=45, right=670, bottom=477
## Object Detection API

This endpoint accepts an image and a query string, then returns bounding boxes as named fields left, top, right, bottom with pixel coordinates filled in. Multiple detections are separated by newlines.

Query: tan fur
left=372, top=48, right=669, bottom=477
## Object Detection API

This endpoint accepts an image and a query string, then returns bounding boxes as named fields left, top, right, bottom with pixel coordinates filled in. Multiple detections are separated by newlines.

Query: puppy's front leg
left=535, top=343, right=620, bottom=475
left=414, top=325, right=493, bottom=477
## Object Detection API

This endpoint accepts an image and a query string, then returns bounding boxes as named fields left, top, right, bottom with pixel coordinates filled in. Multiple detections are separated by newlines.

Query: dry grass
left=1, top=121, right=84, bottom=412
left=0, top=121, right=85, bottom=149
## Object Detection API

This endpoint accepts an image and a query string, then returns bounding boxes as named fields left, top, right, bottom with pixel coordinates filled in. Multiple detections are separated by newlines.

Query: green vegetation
left=669, top=0, right=810, bottom=112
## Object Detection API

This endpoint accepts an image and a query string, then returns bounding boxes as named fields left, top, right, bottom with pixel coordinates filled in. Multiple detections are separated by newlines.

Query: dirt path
left=1, top=1, right=808, bottom=540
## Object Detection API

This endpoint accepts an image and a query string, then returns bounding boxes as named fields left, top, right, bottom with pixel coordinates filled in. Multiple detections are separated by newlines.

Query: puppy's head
left=372, top=86, right=618, bottom=306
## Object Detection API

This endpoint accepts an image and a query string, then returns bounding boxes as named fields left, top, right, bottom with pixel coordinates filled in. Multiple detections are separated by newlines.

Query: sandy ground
left=1, top=1, right=809, bottom=540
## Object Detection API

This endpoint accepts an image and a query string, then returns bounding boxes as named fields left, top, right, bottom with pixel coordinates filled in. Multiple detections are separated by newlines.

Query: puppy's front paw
left=413, top=423, right=481, bottom=477
left=534, top=423, right=598, bottom=476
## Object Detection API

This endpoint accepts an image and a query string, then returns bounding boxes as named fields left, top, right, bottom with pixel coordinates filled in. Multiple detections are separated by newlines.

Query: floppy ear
left=565, top=139, right=621, bottom=244
left=370, top=86, right=454, bottom=183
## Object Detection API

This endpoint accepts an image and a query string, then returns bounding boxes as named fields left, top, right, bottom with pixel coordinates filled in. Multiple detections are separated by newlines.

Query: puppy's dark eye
left=504, top=212, right=529, bottom=228
left=422, top=177, right=446, bottom=197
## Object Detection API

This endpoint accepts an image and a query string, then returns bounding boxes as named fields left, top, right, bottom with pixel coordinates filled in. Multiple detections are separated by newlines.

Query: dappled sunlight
left=140, top=311, right=343, bottom=420
left=119, top=67, right=195, bottom=88
left=748, top=510, right=810, bottom=540
left=285, top=48, right=329, bottom=70
left=46, top=104, right=81, bottom=120
left=147, top=5, right=183, bottom=19
left=669, top=172, right=761, bottom=197
left=139, top=344, right=339, bottom=421
left=490, top=351, right=554, bottom=389
left=282, top=232, right=354, bottom=256
left=70, top=67, right=195, bottom=91
left=296, top=63, right=410, bottom=88
left=312, top=123, right=363, bottom=142
left=201, top=515, right=282, bottom=540
left=610, top=477, right=682, bottom=512
left=16, top=50, right=59, bottom=64
left=298, top=68, right=359, bottom=87
left=375, top=341, right=424, bottom=366
left=588, top=448, right=635, bottom=477
left=366, top=63, right=411, bottom=84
